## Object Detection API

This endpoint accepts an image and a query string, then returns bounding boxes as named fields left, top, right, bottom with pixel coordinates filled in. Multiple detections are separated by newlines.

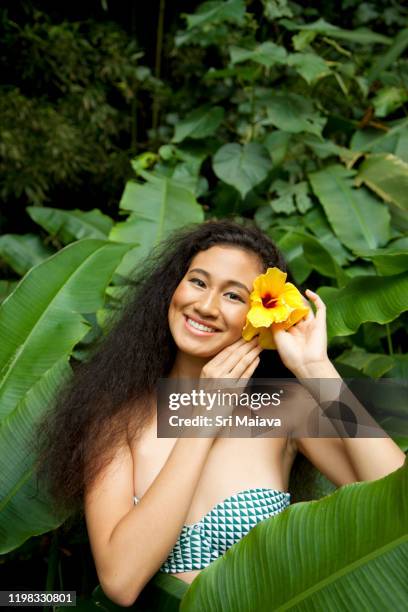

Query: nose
left=194, top=290, right=220, bottom=318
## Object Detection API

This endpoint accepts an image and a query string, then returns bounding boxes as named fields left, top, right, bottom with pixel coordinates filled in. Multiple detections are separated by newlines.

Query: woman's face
left=168, top=245, right=263, bottom=359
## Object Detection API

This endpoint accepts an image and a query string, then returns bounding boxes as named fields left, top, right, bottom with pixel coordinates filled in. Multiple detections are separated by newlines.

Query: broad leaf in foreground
left=180, top=460, right=407, bottom=611
left=0, top=239, right=132, bottom=552
left=0, top=240, right=132, bottom=420
left=0, top=359, right=71, bottom=553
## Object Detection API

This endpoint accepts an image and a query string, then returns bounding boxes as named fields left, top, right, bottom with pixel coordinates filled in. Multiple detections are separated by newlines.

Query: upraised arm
left=273, top=290, right=406, bottom=483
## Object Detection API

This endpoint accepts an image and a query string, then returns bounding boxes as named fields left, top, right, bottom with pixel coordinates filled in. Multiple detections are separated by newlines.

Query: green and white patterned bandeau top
left=133, top=487, right=290, bottom=573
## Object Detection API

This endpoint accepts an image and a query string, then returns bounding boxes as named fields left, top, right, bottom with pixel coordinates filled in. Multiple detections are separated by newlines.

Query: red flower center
left=262, top=293, right=278, bottom=309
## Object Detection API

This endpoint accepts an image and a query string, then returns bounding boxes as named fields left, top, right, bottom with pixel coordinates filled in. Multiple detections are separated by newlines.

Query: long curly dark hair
left=35, top=219, right=295, bottom=517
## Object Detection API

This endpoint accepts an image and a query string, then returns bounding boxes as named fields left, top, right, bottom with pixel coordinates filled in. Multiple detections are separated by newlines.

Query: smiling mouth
left=184, top=316, right=220, bottom=334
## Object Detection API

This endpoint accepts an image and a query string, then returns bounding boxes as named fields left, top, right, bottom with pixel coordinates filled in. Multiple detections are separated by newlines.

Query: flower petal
left=247, top=304, right=276, bottom=328
left=242, top=320, right=258, bottom=341
left=281, top=305, right=310, bottom=330
left=281, top=283, right=307, bottom=309
left=269, top=303, right=292, bottom=323
left=253, top=267, right=287, bottom=299
left=258, top=326, right=277, bottom=350
left=247, top=300, right=293, bottom=328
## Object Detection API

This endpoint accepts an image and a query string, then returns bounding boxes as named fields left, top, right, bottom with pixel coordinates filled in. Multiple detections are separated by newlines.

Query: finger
left=292, top=320, right=307, bottom=332
left=304, top=309, right=314, bottom=322
left=228, top=344, right=263, bottom=379
left=219, top=337, right=260, bottom=373
left=302, top=300, right=315, bottom=322
left=238, top=354, right=261, bottom=380
left=305, top=289, right=326, bottom=322
left=271, top=326, right=287, bottom=342
left=209, top=337, right=251, bottom=368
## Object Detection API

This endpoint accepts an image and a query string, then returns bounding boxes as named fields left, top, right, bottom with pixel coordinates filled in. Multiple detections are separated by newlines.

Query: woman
left=37, top=219, right=405, bottom=607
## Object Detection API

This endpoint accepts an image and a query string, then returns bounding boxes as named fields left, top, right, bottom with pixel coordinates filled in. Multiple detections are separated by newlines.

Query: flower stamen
left=261, top=293, right=278, bottom=309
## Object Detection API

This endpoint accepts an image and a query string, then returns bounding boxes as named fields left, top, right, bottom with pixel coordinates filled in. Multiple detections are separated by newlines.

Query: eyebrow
left=188, top=268, right=251, bottom=294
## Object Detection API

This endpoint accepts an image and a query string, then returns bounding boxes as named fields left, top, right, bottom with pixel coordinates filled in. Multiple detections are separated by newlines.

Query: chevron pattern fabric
left=133, top=488, right=290, bottom=573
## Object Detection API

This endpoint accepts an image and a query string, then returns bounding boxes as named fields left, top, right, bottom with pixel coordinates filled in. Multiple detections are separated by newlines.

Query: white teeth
left=187, top=318, right=216, bottom=333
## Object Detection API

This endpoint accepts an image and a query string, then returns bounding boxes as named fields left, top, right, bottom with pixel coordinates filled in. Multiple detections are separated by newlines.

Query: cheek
left=226, top=304, right=250, bottom=331
left=169, top=284, right=190, bottom=312
left=168, top=285, right=191, bottom=326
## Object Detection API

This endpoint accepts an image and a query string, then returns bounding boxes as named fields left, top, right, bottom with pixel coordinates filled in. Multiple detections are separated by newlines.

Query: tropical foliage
left=0, top=9, right=162, bottom=210
left=180, top=459, right=408, bottom=611
left=0, top=0, right=407, bottom=606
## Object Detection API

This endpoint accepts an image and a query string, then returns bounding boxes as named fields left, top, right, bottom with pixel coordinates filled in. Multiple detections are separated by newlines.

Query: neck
left=168, top=350, right=208, bottom=379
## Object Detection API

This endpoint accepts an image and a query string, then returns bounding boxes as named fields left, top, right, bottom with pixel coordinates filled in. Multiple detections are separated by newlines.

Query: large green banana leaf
left=110, top=171, right=204, bottom=277
left=309, top=165, right=391, bottom=253
left=27, top=207, right=114, bottom=244
left=0, top=358, right=71, bottom=552
left=335, top=347, right=393, bottom=378
left=0, top=240, right=132, bottom=552
left=0, top=233, right=54, bottom=276
left=0, top=280, right=18, bottom=305
left=0, top=239, right=131, bottom=420
left=318, top=272, right=408, bottom=338
left=180, top=459, right=408, bottom=611
left=353, top=248, right=408, bottom=276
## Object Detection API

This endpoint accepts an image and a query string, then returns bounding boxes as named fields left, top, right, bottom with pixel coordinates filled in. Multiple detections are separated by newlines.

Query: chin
left=177, top=339, right=219, bottom=359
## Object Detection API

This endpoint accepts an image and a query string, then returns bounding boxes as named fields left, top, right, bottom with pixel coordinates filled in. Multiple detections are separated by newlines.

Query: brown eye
left=190, top=278, right=206, bottom=288
left=226, top=292, right=244, bottom=303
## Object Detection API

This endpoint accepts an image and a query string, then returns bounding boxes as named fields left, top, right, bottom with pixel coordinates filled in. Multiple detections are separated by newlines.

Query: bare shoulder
left=84, top=439, right=134, bottom=560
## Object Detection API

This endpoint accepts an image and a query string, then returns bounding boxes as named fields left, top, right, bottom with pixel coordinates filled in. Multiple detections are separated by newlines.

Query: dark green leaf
left=309, top=165, right=391, bottom=252
left=213, top=143, right=271, bottom=199
left=264, top=93, right=326, bottom=137
left=184, top=0, right=246, bottom=30
left=172, top=106, right=225, bottom=143
left=230, top=42, right=287, bottom=67
left=355, top=154, right=408, bottom=210
left=319, top=272, right=408, bottom=337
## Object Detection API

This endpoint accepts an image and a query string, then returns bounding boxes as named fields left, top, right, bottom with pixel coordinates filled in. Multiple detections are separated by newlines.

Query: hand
left=198, top=338, right=263, bottom=434
left=200, top=337, right=262, bottom=381
left=272, top=289, right=328, bottom=376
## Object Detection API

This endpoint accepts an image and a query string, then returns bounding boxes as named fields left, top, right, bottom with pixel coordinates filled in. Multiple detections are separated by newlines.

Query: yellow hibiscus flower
left=242, top=267, right=309, bottom=349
